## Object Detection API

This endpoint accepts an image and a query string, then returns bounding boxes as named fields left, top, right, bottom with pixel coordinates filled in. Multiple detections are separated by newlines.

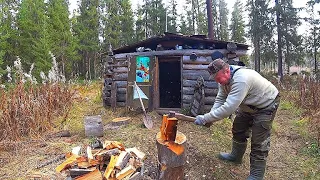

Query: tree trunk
left=156, top=131, right=186, bottom=180
left=276, top=0, right=283, bottom=81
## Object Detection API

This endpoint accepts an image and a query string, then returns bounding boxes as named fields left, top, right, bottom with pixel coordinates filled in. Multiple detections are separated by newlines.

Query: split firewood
left=103, top=141, right=125, bottom=151
left=115, top=151, right=130, bottom=170
left=115, top=165, right=136, bottom=180
left=75, top=169, right=102, bottom=180
left=128, top=157, right=142, bottom=169
left=55, top=154, right=78, bottom=172
left=94, top=148, right=120, bottom=157
left=103, top=155, right=118, bottom=179
left=128, top=172, right=143, bottom=180
left=126, top=147, right=146, bottom=160
left=87, top=146, right=94, bottom=160
left=36, top=154, right=65, bottom=169
left=69, top=167, right=96, bottom=178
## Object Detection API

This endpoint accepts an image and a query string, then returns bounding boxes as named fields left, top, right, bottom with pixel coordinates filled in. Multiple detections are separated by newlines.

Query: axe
left=169, top=111, right=212, bottom=128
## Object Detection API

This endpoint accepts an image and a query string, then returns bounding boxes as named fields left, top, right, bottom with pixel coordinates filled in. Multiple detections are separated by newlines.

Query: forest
left=0, top=0, right=319, bottom=81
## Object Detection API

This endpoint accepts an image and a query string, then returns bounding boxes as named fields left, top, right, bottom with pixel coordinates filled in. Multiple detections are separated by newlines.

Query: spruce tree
left=47, top=0, right=77, bottom=78
left=73, top=0, right=100, bottom=79
left=0, top=0, right=19, bottom=74
left=167, top=0, right=178, bottom=33
left=218, top=0, right=228, bottom=40
left=230, top=0, right=246, bottom=43
left=17, top=0, right=51, bottom=76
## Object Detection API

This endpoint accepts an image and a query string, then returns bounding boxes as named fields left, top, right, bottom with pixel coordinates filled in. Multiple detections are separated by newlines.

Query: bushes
left=280, top=75, right=320, bottom=147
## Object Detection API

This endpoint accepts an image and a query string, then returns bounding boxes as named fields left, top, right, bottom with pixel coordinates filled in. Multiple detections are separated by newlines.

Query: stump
left=156, top=131, right=187, bottom=180
left=111, top=117, right=131, bottom=126
left=84, top=116, right=103, bottom=137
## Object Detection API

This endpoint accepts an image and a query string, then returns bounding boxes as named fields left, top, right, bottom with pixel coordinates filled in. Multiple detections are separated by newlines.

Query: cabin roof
left=113, top=32, right=249, bottom=54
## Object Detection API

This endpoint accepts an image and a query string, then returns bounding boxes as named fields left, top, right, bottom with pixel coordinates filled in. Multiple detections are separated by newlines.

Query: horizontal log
left=183, top=95, right=216, bottom=104
left=205, top=88, right=218, bottom=96
left=117, top=88, right=126, bottom=94
left=182, top=71, right=210, bottom=80
left=182, top=95, right=193, bottom=104
left=115, top=81, right=127, bottom=88
left=113, top=73, right=128, bottom=81
left=182, top=87, right=217, bottom=97
left=182, top=103, right=191, bottom=110
left=114, top=49, right=248, bottom=59
left=117, top=94, right=126, bottom=102
left=183, top=80, right=218, bottom=89
left=116, top=102, right=126, bottom=107
left=113, top=67, right=128, bottom=73
left=182, top=87, right=194, bottom=95
left=182, top=104, right=212, bottom=114
left=114, top=58, right=128, bottom=61
left=104, top=78, right=113, bottom=84
left=183, top=56, right=212, bottom=64
left=183, top=64, right=209, bottom=70
left=103, top=90, right=111, bottom=97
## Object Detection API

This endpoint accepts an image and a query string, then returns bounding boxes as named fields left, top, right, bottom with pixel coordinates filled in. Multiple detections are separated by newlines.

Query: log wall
left=181, top=55, right=218, bottom=112
left=102, top=56, right=128, bottom=108
left=103, top=53, right=221, bottom=113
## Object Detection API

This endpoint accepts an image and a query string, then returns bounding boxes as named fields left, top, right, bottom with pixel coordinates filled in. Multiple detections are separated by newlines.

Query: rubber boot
left=218, top=139, right=247, bottom=164
left=247, top=159, right=266, bottom=180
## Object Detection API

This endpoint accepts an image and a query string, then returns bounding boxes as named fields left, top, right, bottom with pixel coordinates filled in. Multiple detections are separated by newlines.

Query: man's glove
left=194, top=115, right=205, bottom=125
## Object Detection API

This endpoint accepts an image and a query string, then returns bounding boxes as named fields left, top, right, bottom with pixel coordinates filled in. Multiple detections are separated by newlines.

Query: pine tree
left=167, top=0, right=178, bottom=33
left=196, top=0, right=207, bottom=35
left=230, top=0, right=246, bottom=43
left=17, top=0, right=51, bottom=76
left=148, top=0, right=166, bottom=36
left=212, top=0, right=219, bottom=39
left=119, top=0, right=134, bottom=46
left=101, top=0, right=121, bottom=49
left=47, top=0, right=77, bottom=78
left=73, top=0, right=100, bottom=79
left=305, top=0, right=320, bottom=74
left=179, top=13, right=189, bottom=35
left=247, top=0, right=272, bottom=72
left=0, top=0, right=19, bottom=74
left=135, top=3, right=146, bottom=41
left=278, top=0, right=303, bottom=74
left=218, top=0, right=228, bottom=40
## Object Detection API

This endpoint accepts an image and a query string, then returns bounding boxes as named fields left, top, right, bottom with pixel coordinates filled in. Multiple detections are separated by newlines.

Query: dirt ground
left=0, top=83, right=319, bottom=180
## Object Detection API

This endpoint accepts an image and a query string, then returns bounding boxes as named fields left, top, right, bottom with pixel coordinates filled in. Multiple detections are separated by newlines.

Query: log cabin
left=102, top=32, right=249, bottom=115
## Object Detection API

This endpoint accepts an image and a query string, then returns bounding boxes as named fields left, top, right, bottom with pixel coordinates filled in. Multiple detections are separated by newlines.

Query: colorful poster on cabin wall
left=136, top=56, right=150, bottom=82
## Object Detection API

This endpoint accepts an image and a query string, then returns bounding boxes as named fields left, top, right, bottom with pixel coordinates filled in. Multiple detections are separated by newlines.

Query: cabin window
left=158, top=57, right=181, bottom=108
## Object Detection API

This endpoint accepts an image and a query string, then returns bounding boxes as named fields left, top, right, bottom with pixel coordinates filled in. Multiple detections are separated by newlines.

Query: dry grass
left=0, top=81, right=75, bottom=141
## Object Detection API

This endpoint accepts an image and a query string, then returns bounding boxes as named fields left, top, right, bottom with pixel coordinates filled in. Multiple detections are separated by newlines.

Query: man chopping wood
left=194, top=58, right=280, bottom=180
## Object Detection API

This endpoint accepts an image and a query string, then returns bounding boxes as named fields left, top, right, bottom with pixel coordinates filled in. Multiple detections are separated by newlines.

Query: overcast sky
left=69, top=0, right=320, bottom=36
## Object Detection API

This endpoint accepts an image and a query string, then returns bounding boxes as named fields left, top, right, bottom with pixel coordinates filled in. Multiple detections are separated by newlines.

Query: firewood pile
left=55, top=140, right=145, bottom=180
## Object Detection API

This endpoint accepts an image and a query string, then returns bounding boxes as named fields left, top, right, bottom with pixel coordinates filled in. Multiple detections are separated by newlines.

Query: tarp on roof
left=113, top=32, right=249, bottom=54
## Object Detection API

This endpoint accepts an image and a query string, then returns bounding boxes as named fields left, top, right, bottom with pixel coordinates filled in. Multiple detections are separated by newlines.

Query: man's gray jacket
left=203, top=65, right=279, bottom=124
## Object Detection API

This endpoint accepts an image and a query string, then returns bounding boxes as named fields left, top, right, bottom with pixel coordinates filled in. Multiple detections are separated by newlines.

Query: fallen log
left=36, top=154, right=65, bottom=169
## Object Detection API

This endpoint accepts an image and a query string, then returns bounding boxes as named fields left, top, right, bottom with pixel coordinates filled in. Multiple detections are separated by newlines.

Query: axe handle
left=170, top=111, right=212, bottom=128
left=174, top=112, right=196, bottom=122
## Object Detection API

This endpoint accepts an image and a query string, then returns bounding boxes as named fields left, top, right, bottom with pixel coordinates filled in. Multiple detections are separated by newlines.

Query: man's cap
left=207, top=58, right=228, bottom=79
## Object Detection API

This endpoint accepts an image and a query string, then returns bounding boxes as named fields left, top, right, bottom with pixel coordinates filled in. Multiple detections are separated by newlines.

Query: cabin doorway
left=158, top=57, right=181, bottom=108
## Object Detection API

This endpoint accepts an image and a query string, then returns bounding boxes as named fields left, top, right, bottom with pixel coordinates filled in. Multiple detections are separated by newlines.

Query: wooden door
left=126, top=55, right=154, bottom=110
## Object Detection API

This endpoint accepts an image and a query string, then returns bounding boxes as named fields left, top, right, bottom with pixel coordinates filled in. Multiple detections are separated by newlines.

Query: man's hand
left=194, top=115, right=205, bottom=125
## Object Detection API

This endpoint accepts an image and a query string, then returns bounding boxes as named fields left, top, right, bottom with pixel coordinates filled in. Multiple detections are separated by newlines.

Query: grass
left=1, top=79, right=320, bottom=180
